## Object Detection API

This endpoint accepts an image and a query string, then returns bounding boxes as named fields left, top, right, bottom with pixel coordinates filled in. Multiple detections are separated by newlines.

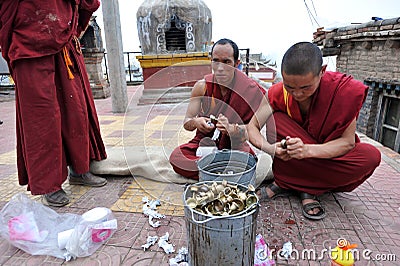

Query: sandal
left=299, top=192, right=326, bottom=220
left=43, top=189, right=70, bottom=207
left=257, top=181, right=291, bottom=200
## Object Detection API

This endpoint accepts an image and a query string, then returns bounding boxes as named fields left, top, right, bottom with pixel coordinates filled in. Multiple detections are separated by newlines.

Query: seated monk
left=247, top=42, right=381, bottom=220
left=169, top=38, right=266, bottom=179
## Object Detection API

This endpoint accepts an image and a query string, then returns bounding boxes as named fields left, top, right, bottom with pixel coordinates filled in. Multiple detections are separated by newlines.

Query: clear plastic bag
left=0, top=193, right=81, bottom=259
left=0, top=193, right=117, bottom=260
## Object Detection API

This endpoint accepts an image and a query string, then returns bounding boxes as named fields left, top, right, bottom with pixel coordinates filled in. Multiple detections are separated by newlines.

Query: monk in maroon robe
left=169, top=38, right=265, bottom=179
left=0, top=0, right=107, bottom=206
left=247, top=42, right=381, bottom=220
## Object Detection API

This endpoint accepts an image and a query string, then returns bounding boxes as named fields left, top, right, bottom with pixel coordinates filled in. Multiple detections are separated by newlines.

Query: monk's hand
left=197, top=117, right=215, bottom=133
left=215, top=114, right=230, bottom=135
left=285, top=137, right=309, bottom=159
left=274, top=142, right=291, bottom=161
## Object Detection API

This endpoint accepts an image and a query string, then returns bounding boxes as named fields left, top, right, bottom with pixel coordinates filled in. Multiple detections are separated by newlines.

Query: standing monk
left=0, top=0, right=108, bottom=206
left=247, top=42, right=381, bottom=220
left=169, top=38, right=266, bottom=180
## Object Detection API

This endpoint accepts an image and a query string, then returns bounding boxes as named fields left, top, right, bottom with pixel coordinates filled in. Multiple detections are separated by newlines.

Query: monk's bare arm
left=183, top=80, right=213, bottom=133
left=247, top=96, right=280, bottom=156
left=287, top=118, right=356, bottom=159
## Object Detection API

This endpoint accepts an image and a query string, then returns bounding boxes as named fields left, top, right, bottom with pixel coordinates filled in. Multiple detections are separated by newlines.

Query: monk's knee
left=358, top=143, right=381, bottom=170
left=370, top=146, right=381, bottom=169
left=169, top=147, right=199, bottom=179
left=171, top=165, right=199, bottom=180
left=169, top=147, right=180, bottom=166
left=170, top=157, right=199, bottom=180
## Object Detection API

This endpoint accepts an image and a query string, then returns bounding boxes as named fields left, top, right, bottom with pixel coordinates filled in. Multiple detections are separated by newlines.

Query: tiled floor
left=0, top=86, right=399, bottom=265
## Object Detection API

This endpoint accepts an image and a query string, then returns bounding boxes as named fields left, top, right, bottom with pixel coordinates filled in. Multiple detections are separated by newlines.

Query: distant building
left=313, top=17, right=400, bottom=153
left=240, top=53, right=277, bottom=86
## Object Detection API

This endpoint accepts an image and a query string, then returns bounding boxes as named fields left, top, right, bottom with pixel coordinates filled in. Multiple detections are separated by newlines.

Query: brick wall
left=313, top=17, right=400, bottom=139
left=336, top=40, right=399, bottom=136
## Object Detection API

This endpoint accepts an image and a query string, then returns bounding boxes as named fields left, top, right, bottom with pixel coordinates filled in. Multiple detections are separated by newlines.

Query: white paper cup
left=82, top=207, right=111, bottom=223
left=57, top=229, right=74, bottom=249
left=196, top=146, right=217, bottom=157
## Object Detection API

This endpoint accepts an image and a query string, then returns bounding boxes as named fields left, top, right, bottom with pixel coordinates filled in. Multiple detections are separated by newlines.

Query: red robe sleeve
left=77, top=0, right=101, bottom=36
left=309, top=72, right=368, bottom=143
left=0, top=0, right=19, bottom=64
left=268, top=72, right=368, bottom=143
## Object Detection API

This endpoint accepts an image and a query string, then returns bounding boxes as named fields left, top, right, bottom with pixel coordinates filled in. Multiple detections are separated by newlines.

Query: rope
left=62, top=47, right=74, bottom=80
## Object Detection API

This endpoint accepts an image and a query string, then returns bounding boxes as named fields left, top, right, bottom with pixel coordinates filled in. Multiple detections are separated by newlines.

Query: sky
left=94, top=0, right=399, bottom=68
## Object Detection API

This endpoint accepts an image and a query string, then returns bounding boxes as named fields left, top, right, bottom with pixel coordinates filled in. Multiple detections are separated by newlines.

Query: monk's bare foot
left=256, top=184, right=274, bottom=198
left=302, top=198, right=321, bottom=215
left=256, top=182, right=289, bottom=200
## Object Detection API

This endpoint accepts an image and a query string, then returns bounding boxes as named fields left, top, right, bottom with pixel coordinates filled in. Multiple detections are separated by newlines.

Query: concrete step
left=138, top=86, right=192, bottom=105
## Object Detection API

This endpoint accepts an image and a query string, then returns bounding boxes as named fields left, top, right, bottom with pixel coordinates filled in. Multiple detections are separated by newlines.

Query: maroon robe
left=267, top=71, right=381, bottom=195
left=0, top=0, right=107, bottom=195
left=170, top=69, right=266, bottom=179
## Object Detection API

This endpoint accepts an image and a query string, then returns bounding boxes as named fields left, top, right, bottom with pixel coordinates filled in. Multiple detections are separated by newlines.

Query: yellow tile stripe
left=0, top=150, right=16, bottom=165
left=0, top=173, right=88, bottom=206
left=110, top=177, right=185, bottom=216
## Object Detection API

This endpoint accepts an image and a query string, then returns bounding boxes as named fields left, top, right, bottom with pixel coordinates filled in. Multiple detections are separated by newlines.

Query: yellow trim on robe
left=283, top=85, right=292, bottom=118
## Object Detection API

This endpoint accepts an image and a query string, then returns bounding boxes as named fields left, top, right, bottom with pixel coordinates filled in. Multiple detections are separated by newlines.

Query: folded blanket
left=90, top=146, right=273, bottom=186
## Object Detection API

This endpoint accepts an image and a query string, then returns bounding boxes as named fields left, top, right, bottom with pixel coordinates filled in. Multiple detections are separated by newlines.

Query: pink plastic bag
left=254, top=234, right=275, bottom=266
left=8, top=212, right=48, bottom=242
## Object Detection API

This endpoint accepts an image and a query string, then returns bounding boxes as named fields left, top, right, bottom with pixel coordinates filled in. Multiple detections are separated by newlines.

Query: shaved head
left=281, top=42, right=323, bottom=77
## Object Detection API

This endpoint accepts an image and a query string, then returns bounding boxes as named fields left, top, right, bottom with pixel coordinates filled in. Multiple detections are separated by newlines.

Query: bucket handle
left=220, top=148, right=258, bottom=161
left=189, top=203, right=258, bottom=224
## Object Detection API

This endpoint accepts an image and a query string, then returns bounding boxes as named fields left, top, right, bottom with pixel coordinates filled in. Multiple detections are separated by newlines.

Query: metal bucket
left=183, top=181, right=259, bottom=266
left=197, top=149, right=257, bottom=186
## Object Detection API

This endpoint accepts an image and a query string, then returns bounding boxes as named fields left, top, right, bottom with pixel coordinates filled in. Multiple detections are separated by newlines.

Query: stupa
left=136, top=0, right=212, bottom=104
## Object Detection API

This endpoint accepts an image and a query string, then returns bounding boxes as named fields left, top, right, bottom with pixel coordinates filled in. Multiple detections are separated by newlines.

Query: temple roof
left=313, top=17, right=400, bottom=46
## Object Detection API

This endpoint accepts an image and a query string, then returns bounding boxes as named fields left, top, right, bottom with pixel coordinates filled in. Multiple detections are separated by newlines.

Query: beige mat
left=90, top=146, right=196, bottom=184
left=90, top=146, right=273, bottom=187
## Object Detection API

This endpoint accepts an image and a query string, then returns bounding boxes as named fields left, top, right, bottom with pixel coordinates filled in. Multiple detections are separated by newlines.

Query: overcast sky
left=94, top=0, right=399, bottom=66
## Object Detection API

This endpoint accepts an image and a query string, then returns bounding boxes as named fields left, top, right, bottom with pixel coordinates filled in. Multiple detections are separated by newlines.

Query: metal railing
left=1, top=49, right=253, bottom=89
left=102, top=51, right=144, bottom=85
left=2, top=51, right=145, bottom=88
left=102, top=50, right=251, bottom=86
left=100, top=49, right=256, bottom=86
